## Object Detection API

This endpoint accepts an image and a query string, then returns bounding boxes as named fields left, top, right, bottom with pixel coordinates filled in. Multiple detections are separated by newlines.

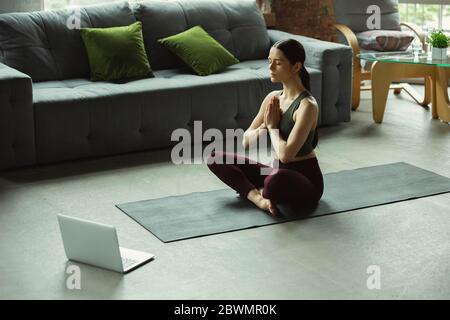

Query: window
left=399, top=0, right=450, bottom=32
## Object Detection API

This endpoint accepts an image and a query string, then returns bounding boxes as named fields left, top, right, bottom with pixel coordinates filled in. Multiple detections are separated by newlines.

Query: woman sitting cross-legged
left=207, top=39, right=324, bottom=216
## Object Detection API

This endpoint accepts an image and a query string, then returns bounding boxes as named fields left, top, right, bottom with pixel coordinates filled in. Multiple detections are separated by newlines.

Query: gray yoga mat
left=116, top=162, right=450, bottom=243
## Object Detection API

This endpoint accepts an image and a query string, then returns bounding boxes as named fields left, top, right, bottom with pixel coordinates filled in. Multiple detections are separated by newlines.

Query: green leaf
left=428, top=30, right=450, bottom=48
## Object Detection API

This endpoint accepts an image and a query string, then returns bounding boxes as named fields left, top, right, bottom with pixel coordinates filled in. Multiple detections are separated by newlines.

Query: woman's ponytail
left=299, top=65, right=311, bottom=92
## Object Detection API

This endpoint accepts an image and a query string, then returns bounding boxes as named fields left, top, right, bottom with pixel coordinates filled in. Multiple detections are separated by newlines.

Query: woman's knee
left=262, top=170, right=287, bottom=199
left=262, top=170, right=318, bottom=203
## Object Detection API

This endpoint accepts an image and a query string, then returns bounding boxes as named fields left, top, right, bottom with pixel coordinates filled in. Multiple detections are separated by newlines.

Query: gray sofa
left=0, top=0, right=352, bottom=170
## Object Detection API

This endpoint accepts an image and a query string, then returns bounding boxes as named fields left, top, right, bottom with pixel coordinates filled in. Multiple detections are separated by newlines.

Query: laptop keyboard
left=121, top=257, right=138, bottom=269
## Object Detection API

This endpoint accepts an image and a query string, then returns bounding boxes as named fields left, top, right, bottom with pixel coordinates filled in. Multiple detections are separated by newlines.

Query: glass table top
left=357, top=50, right=450, bottom=67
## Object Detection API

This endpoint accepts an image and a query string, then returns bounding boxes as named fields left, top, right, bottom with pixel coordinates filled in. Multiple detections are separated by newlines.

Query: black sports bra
left=278, top=90, right=318, bottom=157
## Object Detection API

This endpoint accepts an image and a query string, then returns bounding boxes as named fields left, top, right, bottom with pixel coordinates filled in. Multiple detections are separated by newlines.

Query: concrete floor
left=0, top=85, right=449, bottom=300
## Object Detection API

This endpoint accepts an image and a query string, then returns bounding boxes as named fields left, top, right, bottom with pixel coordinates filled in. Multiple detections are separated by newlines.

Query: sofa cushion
left=81, top=21, right=153, bottom=81
left=158, top=25, right=239, bottom=76
left=0, top=1, right=136, bottom=82
left=46, top=1, right=136, bottom=80
left=357, top=30, right=414, bottom=51
left=0, top=11, right=59, bottom=82
left=134, top=0, right=270, bottom=71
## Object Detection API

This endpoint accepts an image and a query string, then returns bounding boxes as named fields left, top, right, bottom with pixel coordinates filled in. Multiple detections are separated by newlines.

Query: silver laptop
left=57, top=214, right=155, bottom=273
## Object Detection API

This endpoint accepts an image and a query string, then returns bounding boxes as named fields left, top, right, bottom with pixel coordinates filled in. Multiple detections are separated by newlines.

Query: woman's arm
left=268, top=99, right=318, bottom=163
left=243, top=122, right=267, bottom=149
left=242, top=91, right=279, bottom=149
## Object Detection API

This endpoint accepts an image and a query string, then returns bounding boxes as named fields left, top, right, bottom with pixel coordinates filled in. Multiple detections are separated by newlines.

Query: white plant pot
left=432, top=47, right=448, bottom=60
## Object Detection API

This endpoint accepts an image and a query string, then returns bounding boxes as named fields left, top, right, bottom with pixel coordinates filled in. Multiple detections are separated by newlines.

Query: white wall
left=0, top=0, right=43, bottom=13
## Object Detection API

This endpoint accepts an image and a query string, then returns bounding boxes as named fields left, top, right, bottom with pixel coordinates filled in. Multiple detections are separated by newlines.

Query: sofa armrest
left=267, top=29, right=353, bottom=125
left=0, top=63, right=36, bottom=170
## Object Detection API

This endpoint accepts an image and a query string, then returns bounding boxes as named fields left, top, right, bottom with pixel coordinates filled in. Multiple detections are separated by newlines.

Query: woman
left=207, top=39, right=324, bottom=216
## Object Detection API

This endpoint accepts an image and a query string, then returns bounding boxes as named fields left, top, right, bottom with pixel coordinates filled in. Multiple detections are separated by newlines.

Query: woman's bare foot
left=247, top=189, right=279, bottom=216
left=268, top=200, right=278, bottom=216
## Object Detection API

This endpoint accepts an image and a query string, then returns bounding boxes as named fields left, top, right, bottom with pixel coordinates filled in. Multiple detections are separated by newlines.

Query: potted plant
left=428, top=30, right=450, bottom=60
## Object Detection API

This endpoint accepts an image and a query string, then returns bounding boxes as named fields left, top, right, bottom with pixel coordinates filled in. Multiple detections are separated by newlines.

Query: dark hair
left=271, top=39, right=318, bottom=150
left=272, top=39, right=310, bottom=91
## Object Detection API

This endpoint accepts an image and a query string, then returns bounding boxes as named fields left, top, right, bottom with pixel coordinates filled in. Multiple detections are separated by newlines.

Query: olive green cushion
left=158, top=25, right=239, bottom=76
left=80, top=21, right=153, bottom=81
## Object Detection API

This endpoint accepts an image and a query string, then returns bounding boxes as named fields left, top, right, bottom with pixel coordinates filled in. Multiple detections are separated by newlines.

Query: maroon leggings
left=207, top=151, right=324, bottom=208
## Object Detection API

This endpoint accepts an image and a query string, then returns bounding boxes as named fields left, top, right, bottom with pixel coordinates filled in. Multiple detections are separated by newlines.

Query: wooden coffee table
left=358, top=51, right=450, bottom=124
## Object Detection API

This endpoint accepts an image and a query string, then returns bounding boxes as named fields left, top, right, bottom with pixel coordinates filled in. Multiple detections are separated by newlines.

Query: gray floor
left=0, top=85, right=449, bottom=300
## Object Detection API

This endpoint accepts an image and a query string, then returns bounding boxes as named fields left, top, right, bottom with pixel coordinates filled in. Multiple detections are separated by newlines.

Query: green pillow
left=80, top=21, right=153, bottom=81
left=158, top=25, right=239, bottom=76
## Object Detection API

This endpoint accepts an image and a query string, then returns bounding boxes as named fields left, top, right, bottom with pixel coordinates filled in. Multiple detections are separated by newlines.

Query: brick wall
left=271, top=0, right=337, bottom=42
